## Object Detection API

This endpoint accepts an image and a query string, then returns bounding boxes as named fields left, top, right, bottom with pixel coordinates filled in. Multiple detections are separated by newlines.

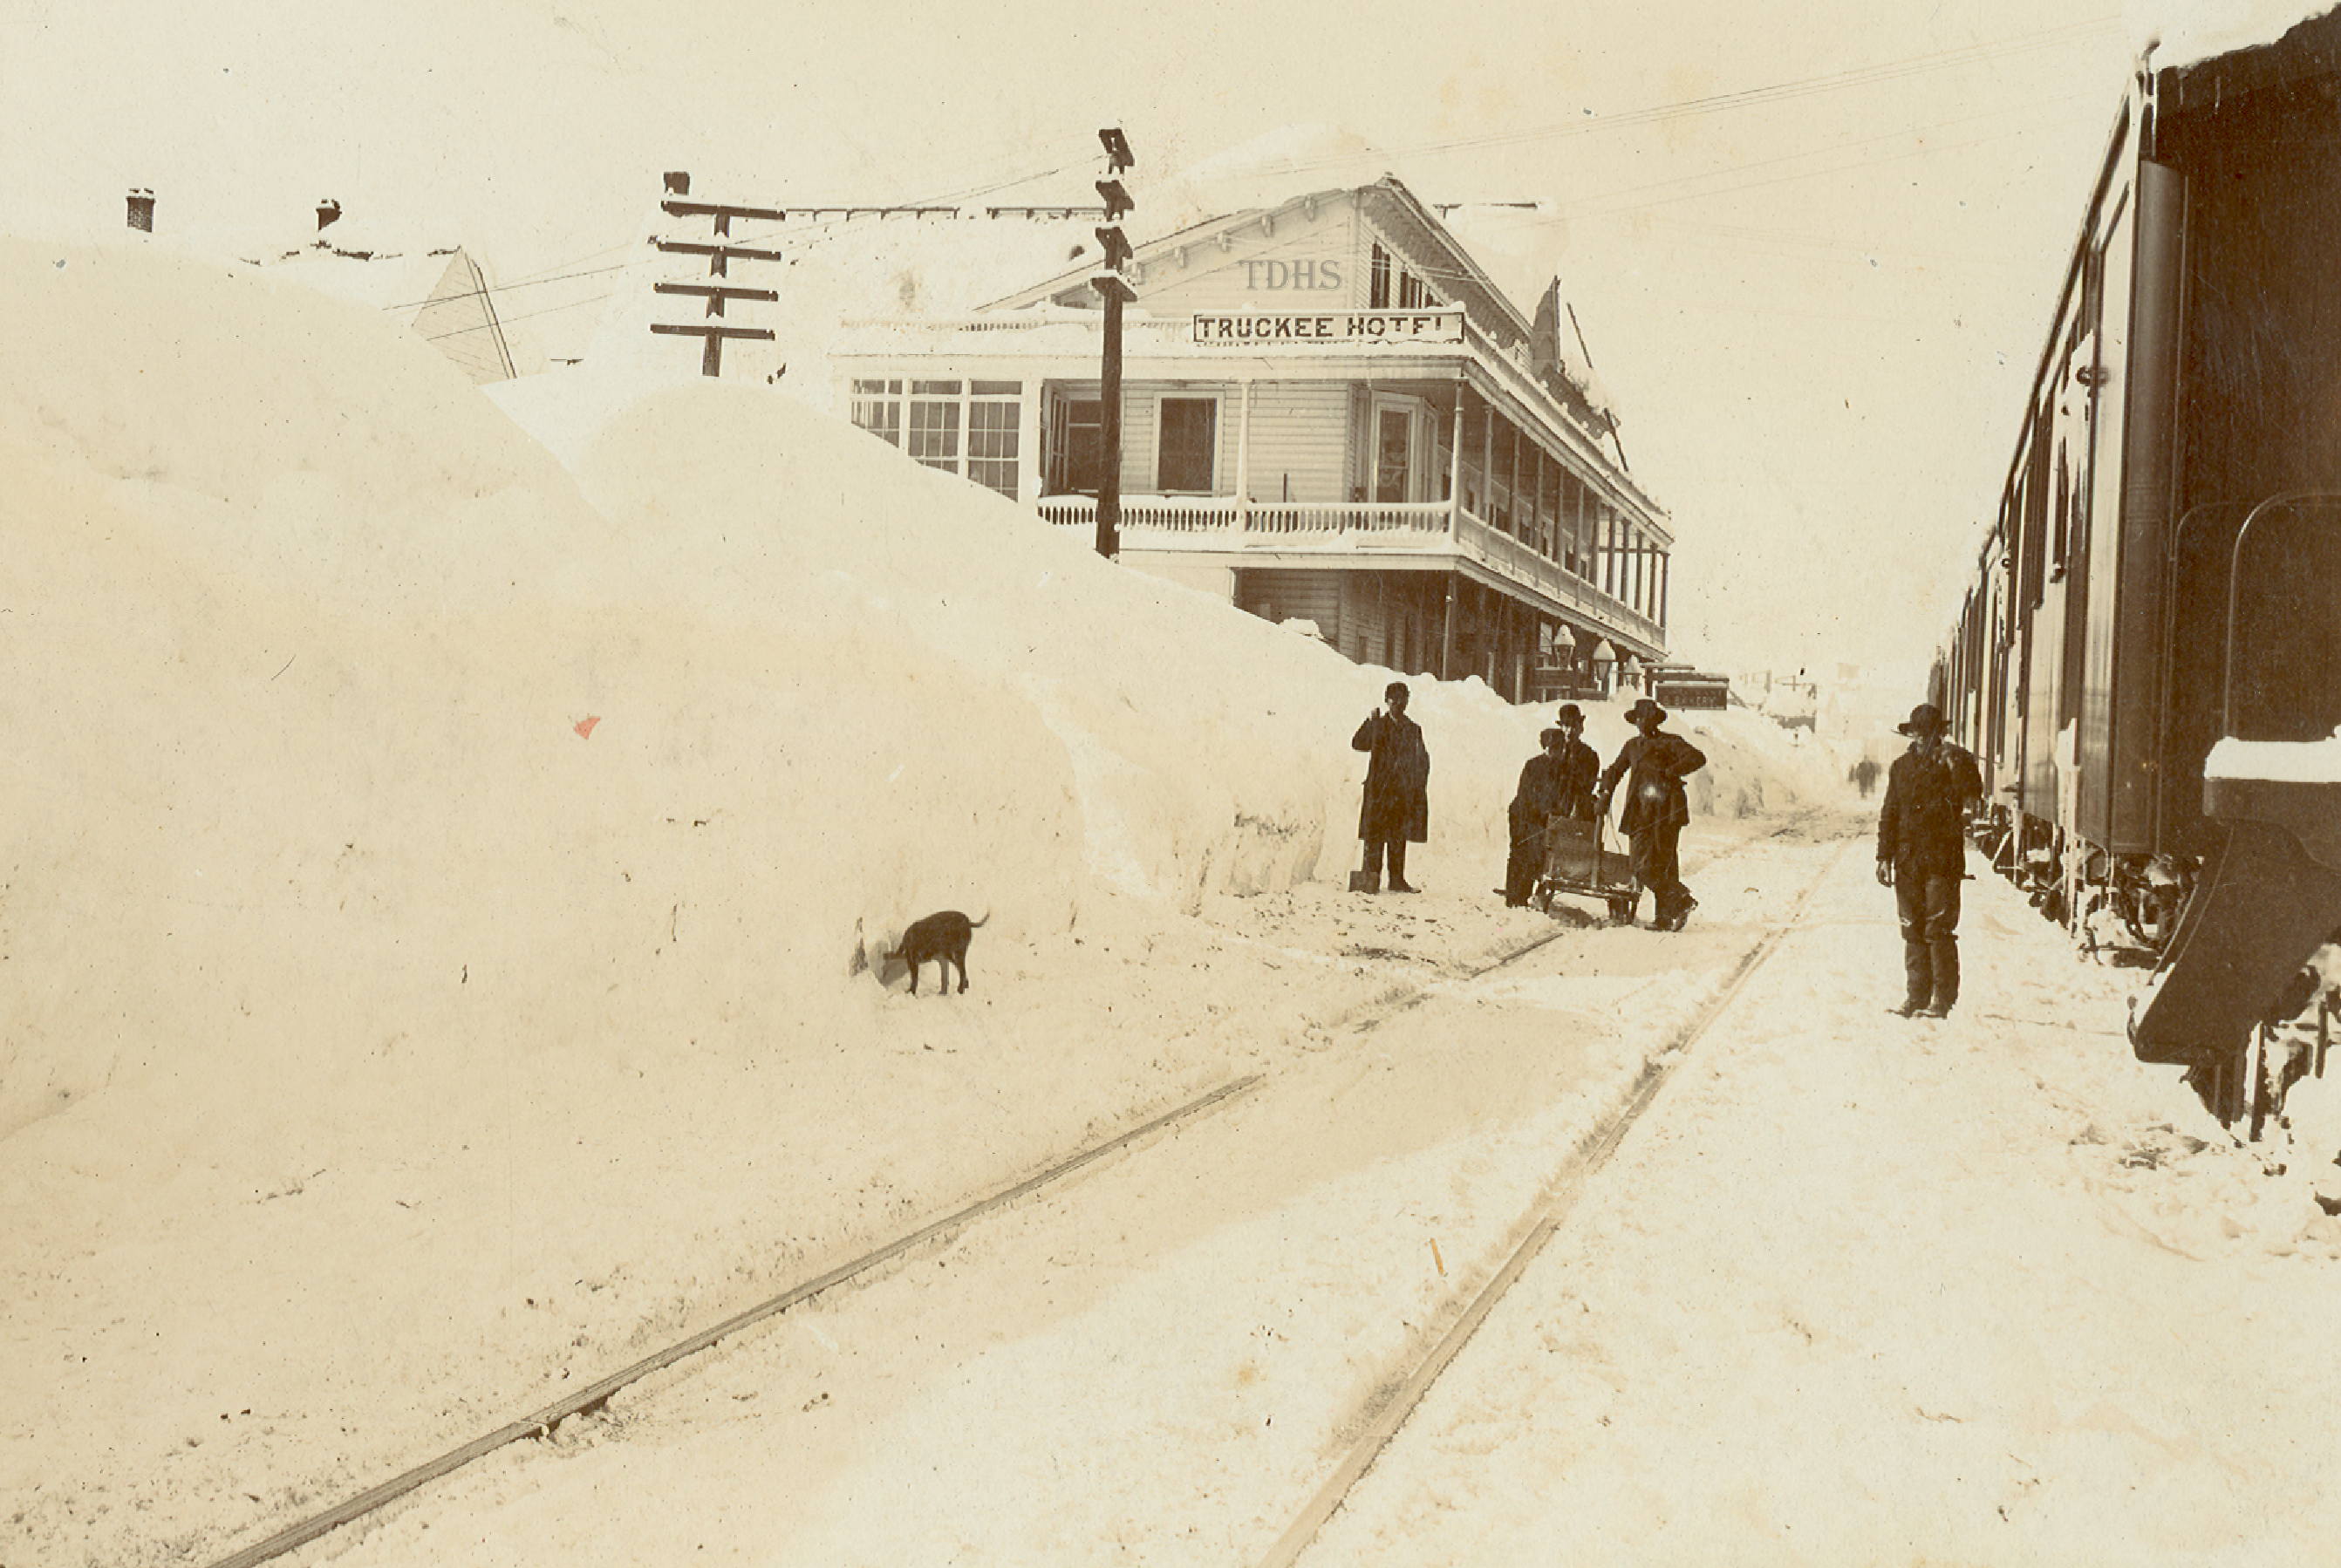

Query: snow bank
left=0, top=230, right=1839, bottom=1152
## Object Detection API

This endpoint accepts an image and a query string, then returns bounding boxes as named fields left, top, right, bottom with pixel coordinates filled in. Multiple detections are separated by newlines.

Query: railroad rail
left=1259, top=835, right=1856, bottom=1566
left=198, top=820, right=1841, bottom=1568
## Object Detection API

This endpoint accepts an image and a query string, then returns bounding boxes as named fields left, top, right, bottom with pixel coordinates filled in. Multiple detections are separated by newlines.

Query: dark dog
left=886, top=910, right=987, bottom=995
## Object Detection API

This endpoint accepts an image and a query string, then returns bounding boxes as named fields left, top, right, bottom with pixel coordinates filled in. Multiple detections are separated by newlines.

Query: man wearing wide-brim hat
left=1595, top=696, right=1707, bottom=929
left=1877, top=701, right=1983, bottom=1018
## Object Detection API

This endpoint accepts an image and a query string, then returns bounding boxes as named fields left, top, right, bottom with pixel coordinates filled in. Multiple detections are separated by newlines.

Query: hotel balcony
left=1032, top=493, right=1666, bottom=658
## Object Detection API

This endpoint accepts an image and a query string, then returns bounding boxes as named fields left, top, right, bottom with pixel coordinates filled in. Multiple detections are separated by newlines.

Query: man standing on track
left=1352, top=680, right=1430, bottom=894
left=1597, top=697, right=1706, bottom=930
left=1876, top=702, right=1983, bottom=1018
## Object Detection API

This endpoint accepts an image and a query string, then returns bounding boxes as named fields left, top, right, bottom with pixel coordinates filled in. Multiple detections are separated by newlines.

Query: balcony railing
left=1034, top=494, right=1662, bottom=647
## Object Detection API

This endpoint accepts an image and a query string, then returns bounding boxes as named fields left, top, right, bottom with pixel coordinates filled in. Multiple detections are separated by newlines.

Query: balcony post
left=1446, top=380, right=1466, bottom=540
left=1235, top=378, right=1253, bottom=534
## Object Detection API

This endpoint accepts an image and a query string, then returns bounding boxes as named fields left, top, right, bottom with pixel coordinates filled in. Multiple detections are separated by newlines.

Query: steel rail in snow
left=201, top=1072, right=1264, bottom=1568
left=1258, top=835, right=1860, bottom=1568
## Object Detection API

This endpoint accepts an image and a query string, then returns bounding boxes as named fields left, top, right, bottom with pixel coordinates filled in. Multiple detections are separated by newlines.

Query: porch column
left=1446, top=382, right=1466, bottom=540
left=1478, top=399, right=1495, bottom=537
left=1234, top=378, right=1253, bottom=534
left=1016, top=387, right=1043, bottom=506
left=1658, top=551, right=1670, bottom=632
left=1440, top=571, right=1458, bottom=680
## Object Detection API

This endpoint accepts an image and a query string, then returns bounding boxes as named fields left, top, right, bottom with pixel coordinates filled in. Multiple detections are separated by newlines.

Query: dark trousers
left=1628, top=823, right=1687, bottom=922
left=1896, top=872, right=1962, bottom=1010
left=1362, top=834, right=1409, bottom=888
left=1504, top=804, right=1546, bottom=905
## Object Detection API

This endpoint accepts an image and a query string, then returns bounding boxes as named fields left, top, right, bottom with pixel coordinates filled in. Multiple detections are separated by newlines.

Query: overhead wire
left=397, top=25, right=2127, bottom=351
left=1257, top=17, right=2126, bottom=178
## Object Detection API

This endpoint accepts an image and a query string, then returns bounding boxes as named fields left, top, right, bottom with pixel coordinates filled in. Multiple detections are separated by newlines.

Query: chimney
left=1530, top=277, right=1562, bottom=383
left=317, top=198, right=342, bottom=232
left=126, top=188, right=154, bottom=232
left=664, top=170, right=691, bottom=196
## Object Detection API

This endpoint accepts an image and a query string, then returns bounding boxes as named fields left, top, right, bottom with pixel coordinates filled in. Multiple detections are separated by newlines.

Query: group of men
left=1354, top=680, right=1986, bottom=1016
left=1501, top=695, right=1708, bottom=929
left=1351, top=681, right=1708, bottom=931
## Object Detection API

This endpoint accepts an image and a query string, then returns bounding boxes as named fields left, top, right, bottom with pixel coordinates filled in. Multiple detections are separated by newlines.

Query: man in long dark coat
left=1597, top=697, right=1707, bottom=929
left=1877, top=702, right=1983, bottom=1017
left=1352, top=680, right=1430, bottom=893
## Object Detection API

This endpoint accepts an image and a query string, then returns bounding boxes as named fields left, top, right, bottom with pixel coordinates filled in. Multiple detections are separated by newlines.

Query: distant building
left=119, top=188, right=520, bottom=385
left=833, top=177, right=1669, bottom=700
left=1648, top=664, right=1731, bottom=711
left=246, top=201, right=517, bottom=385
left=627, top=162, right=1669, bottom=701
left=608, top=150, right=1676, bottom=701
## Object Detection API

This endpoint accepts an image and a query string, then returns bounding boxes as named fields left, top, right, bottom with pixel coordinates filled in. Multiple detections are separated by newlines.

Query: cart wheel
left=1608, top=896, right=1635, bottom=926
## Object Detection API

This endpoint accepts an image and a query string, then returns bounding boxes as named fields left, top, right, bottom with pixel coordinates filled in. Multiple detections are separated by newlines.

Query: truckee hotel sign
left=1191, top=308, right=1464, bottom=345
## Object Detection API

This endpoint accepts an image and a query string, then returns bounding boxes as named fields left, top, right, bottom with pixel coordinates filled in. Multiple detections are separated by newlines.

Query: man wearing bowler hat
left=1596, top=696, right=1707, bottom=929
left=1550, top=704, right=1600, bottom=820
left=1877, top=702, right=1983, bottom=1017
left=1352, top=680, right=1430, bottom=893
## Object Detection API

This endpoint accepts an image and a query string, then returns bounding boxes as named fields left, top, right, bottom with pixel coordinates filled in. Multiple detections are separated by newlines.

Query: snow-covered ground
left=4, top=234, right=2338, bottom=1568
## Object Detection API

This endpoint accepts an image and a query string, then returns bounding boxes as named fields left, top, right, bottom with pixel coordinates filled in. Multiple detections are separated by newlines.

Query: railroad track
left=198, top=821, right=1853, bottom=1568
left=1259, top=833, right=1858, bottom=1566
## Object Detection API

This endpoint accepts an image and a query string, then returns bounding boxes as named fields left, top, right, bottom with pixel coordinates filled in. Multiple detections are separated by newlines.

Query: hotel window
left=966, top=382, right=1022, bottom=498
left=1046, top=397, right=1102, bottom=494
left=908, top=381, right=963, bottom=472
left=1369, top=243, right=1391, bottom=309
left=1157, top=397, right=1217, bottom=493
left=852, top=378, right=1023, bottom=498
left=850, top=379, right=903, bottom=446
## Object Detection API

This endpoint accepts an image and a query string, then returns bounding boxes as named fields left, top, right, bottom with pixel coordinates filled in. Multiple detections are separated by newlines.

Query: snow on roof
left=256, top=242, right=471, bottom=320
left=2205, top=733, right=2341, bottom=782
left=2131, top=0, right=2341, bottom=72
left=1146, top=124, right=1390, bottom=233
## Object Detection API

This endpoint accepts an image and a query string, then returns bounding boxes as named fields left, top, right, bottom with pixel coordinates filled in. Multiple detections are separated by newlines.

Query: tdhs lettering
left=1241, top=260, right=1344, bottom=290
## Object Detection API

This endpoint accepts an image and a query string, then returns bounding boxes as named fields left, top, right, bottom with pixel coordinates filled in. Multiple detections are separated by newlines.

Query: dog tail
left=971, top=912, right=990, bottom=929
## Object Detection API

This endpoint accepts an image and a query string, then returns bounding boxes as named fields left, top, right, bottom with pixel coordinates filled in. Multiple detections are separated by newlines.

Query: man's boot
left=1923, top=936, right=1959, bottom=1017
left=1895, top=937, right=1933, bottom=1017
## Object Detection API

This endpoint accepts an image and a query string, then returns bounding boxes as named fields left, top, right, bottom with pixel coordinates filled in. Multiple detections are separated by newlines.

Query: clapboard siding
left=1233, top=569, right=1445, bottom=675
left=1138, top=204, right=1362, bottom=316
left=1239, top=383, right=1350, bottom=502
left=1104, top=381, right=1351, bottom=500
left=1236, top=569, right=1342, bottom=632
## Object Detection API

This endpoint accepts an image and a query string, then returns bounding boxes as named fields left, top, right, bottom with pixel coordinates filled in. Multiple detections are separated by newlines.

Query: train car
left=1944, top=6, right=2341, bottom=1129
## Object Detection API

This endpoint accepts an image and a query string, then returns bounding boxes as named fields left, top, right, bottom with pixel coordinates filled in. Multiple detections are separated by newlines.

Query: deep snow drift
left=9, top=230, right=2336, bottom=1568
left=0, top=233, right=1839, bottom=1565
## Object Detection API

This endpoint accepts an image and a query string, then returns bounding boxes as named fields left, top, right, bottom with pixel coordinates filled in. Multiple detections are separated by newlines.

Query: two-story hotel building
left=665, top=173, right=1675, bottom=701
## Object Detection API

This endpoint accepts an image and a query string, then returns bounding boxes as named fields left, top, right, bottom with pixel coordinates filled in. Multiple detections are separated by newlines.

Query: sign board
left=1191, top=309, right=1464, bottom=346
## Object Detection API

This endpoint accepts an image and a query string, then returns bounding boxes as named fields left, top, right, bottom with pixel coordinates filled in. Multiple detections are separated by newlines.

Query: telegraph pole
left=650, top=172, right=785, bottom=377
left=1092, top=128, right=1136, bottom=560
